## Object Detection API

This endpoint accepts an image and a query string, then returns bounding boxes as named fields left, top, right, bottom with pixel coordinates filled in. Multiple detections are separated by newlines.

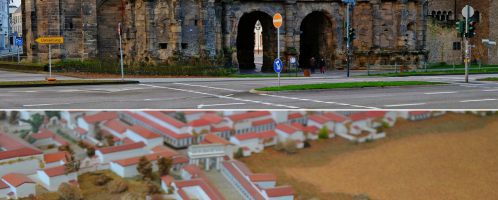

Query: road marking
left=460, top=99, right=496, bottom=103
left=173, top=82, right=244, bottom=92
left=23, top=103, right=54, bottom=107
left=384, top=103, right=427, bottom=107
left=259, top=93, right=378, bottom=109
left=9, top=90, right=38, bottom=93
left=424, top=91, right=458, bottom=95
left=483, top=89, right=498, bottom=92
left=197, top=102, right=246, bottom=108
left=139, top=84, right=299, bottom=109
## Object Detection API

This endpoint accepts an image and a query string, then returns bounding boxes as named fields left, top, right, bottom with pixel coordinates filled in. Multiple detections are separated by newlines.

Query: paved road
left=0, top=72, right=497, bottom=109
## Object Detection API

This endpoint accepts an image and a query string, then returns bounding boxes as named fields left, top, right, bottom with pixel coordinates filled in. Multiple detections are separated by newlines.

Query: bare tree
left=58, top=182, right=83, bottom=200
left=157, top=157, right=173, bottom=176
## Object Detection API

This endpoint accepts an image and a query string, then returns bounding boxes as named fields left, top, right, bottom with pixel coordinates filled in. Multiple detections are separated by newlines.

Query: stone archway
left=299, top=11, right=334, bottom=70
left=236, top=11, right=276, bottom=72
left=97, top=0, right=124, bottom=60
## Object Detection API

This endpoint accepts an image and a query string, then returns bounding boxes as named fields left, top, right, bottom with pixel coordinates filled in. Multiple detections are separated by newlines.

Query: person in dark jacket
left=309, top=57, right=316, bottom=73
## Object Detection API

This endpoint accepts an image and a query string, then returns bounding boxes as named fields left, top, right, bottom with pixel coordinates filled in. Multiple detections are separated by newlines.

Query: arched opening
left=236, top=11, right=275, bottom=72
left=97, top=0, right=124, bottom=60
left=299, top=11, right=334, bottom=71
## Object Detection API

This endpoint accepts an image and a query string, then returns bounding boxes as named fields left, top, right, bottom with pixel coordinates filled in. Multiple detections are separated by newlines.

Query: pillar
left=205, top=158, right=210, bottom=171
left=284, top=0, right=296, bottom=51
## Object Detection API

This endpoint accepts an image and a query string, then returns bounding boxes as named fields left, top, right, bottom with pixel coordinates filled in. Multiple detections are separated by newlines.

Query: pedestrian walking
left=319, top=58, right=326, bottom=74
left=309, top=57, right=316, bottom=73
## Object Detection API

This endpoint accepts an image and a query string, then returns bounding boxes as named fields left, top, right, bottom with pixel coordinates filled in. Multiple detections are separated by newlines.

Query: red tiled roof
left=210, top=126, right=231, bottom=132
left=202, top=133, right=231, bottom=145
left=259, top=130, right=277, bottom=139
left=233, top=132, right=260, bottom=141
left=123, top=112, right=192, bottom=140
left=276, top=123, right=298, bottom=135
left=74, top=127, right=87, bottom=135
left=188, top=119, right=211, bottom=127
left=103, top=119, right=129, bottom=134
left=249, top=173, right=277, bottom=182
left=44, top=151, right=70, bottom=164
left=0, top=147, right=43, bottom=160
left=323, top=112, right=349, bottom=123
left=97, top=142, right=145, bottom=154
left=129, top=125, right=161, bottom=139
left=304, top=125, right=319, bottom=134
left=200, top=114, right=224, bottom=124
left=1, top=173, right=34, bottom=187
left=173, top=178, right=226, bottom=200
left=409, top=111, right=431, bottom=115
left=82, top=112, right=118, bottom=124
left=367, top=111, right=387, bottom=118
left=143, top=111, right=186, bottom=128
left=265, top=186, right=295, bottom=197
left=161, top=175, right=174, bottom=186
left=182, top=164, right=201, bottom=177
left=0, top=180, right=8, bottom=189
left=113, top=151, right=177, bottom=167
left=222, top=161, right=265, bottom=200
left=43, top=165, right=71, bottom=177
left=288, top=112, right=303, bottom=119
left=349, top=112, right=372, bottom=121
left=252, top=119, right=275, bottom=126
left=228, top=111, right=271, bottom=122
left=308, top=115, right=330, bottom=124
left=31, top=128, right=55, bottom=139
left=172, top=155, right=189, bottom=165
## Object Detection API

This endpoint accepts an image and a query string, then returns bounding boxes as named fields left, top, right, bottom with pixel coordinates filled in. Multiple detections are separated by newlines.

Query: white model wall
left=0, top=157, right=41, bottom=177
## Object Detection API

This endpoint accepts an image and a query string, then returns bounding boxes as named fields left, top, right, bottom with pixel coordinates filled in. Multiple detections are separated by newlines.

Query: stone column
left=371, top=0, right=382, bottom=48
left=80, top=0, right=98, bottom=59
left=284, top=0, right=296, bottom=51
left=205, top=158, right=210, bottom=171
left=216, top=157, right=221, bottom=170
left=146, top=0, right=157, bottom=59
left=398, top=0, right=409, bottom=49
left=204, top=0, right=217, bottom=58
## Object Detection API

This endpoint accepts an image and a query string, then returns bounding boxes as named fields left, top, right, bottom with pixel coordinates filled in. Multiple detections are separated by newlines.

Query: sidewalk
left=0, top=70, right=78, bottom=82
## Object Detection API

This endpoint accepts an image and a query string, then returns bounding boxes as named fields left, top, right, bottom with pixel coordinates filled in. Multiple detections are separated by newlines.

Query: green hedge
left=52, top=59, right=236, bottom=76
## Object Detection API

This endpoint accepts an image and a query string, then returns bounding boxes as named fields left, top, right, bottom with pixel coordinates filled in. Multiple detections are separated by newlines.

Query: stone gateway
left=22, top=0, right=429, bottom=70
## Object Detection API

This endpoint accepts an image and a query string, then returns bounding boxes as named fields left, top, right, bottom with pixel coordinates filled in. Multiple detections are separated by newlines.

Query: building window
left=181, top=43, right=188, bottom=49
left=194, top=20, right=198, bottom=26
left=159, top=43, right=167, bottom=49
left=453, top=42, right=461, bottom=50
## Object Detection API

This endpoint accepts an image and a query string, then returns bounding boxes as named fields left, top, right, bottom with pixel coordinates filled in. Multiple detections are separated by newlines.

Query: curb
left=0, top=80, right=140, bottom=88
left=249, top=89, right=270, bottom=94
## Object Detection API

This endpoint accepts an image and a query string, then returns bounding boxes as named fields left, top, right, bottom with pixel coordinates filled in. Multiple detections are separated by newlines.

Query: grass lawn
left=240, top=113, right=498, bottom=200
left=255, top=81, right=445, bottom=91
left=477, top=77, right=498, bottom=81
left=0, top=80, right=138, bottom=87
left=367, top=68, right=498, bottom=77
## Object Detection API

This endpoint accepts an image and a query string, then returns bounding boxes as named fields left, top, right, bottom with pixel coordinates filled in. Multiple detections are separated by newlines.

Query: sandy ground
left=284, top=117, right=498, bottom=200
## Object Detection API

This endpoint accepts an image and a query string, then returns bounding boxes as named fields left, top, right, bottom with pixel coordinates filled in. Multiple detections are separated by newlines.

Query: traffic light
left=465, top=19, right=477, bottom=38
left=349, top=28, right=356, bottom=40
left=456, top=20, right=465, bottom=37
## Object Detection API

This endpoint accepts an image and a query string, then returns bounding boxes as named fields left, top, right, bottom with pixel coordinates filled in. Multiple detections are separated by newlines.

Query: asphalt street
left=1, top=70, right=497, bottom=109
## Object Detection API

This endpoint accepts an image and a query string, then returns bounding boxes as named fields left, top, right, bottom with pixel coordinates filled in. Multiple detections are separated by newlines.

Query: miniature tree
left=94, top=174, right=112, bottom=186
left=157, top=156, right=173, bottom=176
left=45, top=111, right=61, bottom=120
left=283, top=139, right=298, bottom=154
left=318, top=126, right=329, bottom=139
left=274, top=142, right=284, bottom=151
left=8, top=111, right=19, bottom=125
left=137, top=156, right=153, bottom=180
left=21, top=113, right=44, bottom=133
left=94, top=125, right=103, bottom=141
left=146, top=181, right=161, bottom=195
left=58, top=182, right=83, bottom=200
left=108, top=179, right=129, bottom=194
left=234, top=147, right=243, bottom=158
left=86, top=147, right=95, bottom=157
left=105, top=135, right=115, bottom=146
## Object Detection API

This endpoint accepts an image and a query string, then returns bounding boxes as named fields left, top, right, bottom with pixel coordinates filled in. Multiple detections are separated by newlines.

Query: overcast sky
left=13, top=0, right=20, bottom=7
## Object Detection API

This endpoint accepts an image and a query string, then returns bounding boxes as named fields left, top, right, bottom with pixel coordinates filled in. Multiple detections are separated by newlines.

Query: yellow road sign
left=35, top=36, right=64, bottom=44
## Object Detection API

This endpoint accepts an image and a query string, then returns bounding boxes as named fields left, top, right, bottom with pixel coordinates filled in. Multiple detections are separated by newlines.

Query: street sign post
left=342, top=0, right=355, bottom=78
left=273, top=13, right=283, bottom=88
left=35, top=36, right=65, bottom=81
left=15, top=38, right=23, bottom=64
left=462, top=5, right=474, bottom=83
left=274, top=58, right=283, bottom=87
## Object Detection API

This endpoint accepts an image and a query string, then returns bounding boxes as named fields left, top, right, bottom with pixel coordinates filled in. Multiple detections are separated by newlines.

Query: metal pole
left=119, top=23, right=124, bottom=81
left=17, top=45, right=19, bottom=63
left=49, top=44, right=52, bottom=78
left=464, top=5, right=469, bottom=83
left=277, top=27, right=280, bottom=87
left=346, top=3, right=350, bottom=77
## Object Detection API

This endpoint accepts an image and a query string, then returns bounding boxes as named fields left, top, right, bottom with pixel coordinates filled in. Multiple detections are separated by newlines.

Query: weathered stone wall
left=427, top=22, right=461, bottom=64
left=23, top=0, right=428, bottom=69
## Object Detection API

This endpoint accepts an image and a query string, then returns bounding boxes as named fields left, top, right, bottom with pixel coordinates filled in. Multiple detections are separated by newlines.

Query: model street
left=1, top=70, right=497, bottom=109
